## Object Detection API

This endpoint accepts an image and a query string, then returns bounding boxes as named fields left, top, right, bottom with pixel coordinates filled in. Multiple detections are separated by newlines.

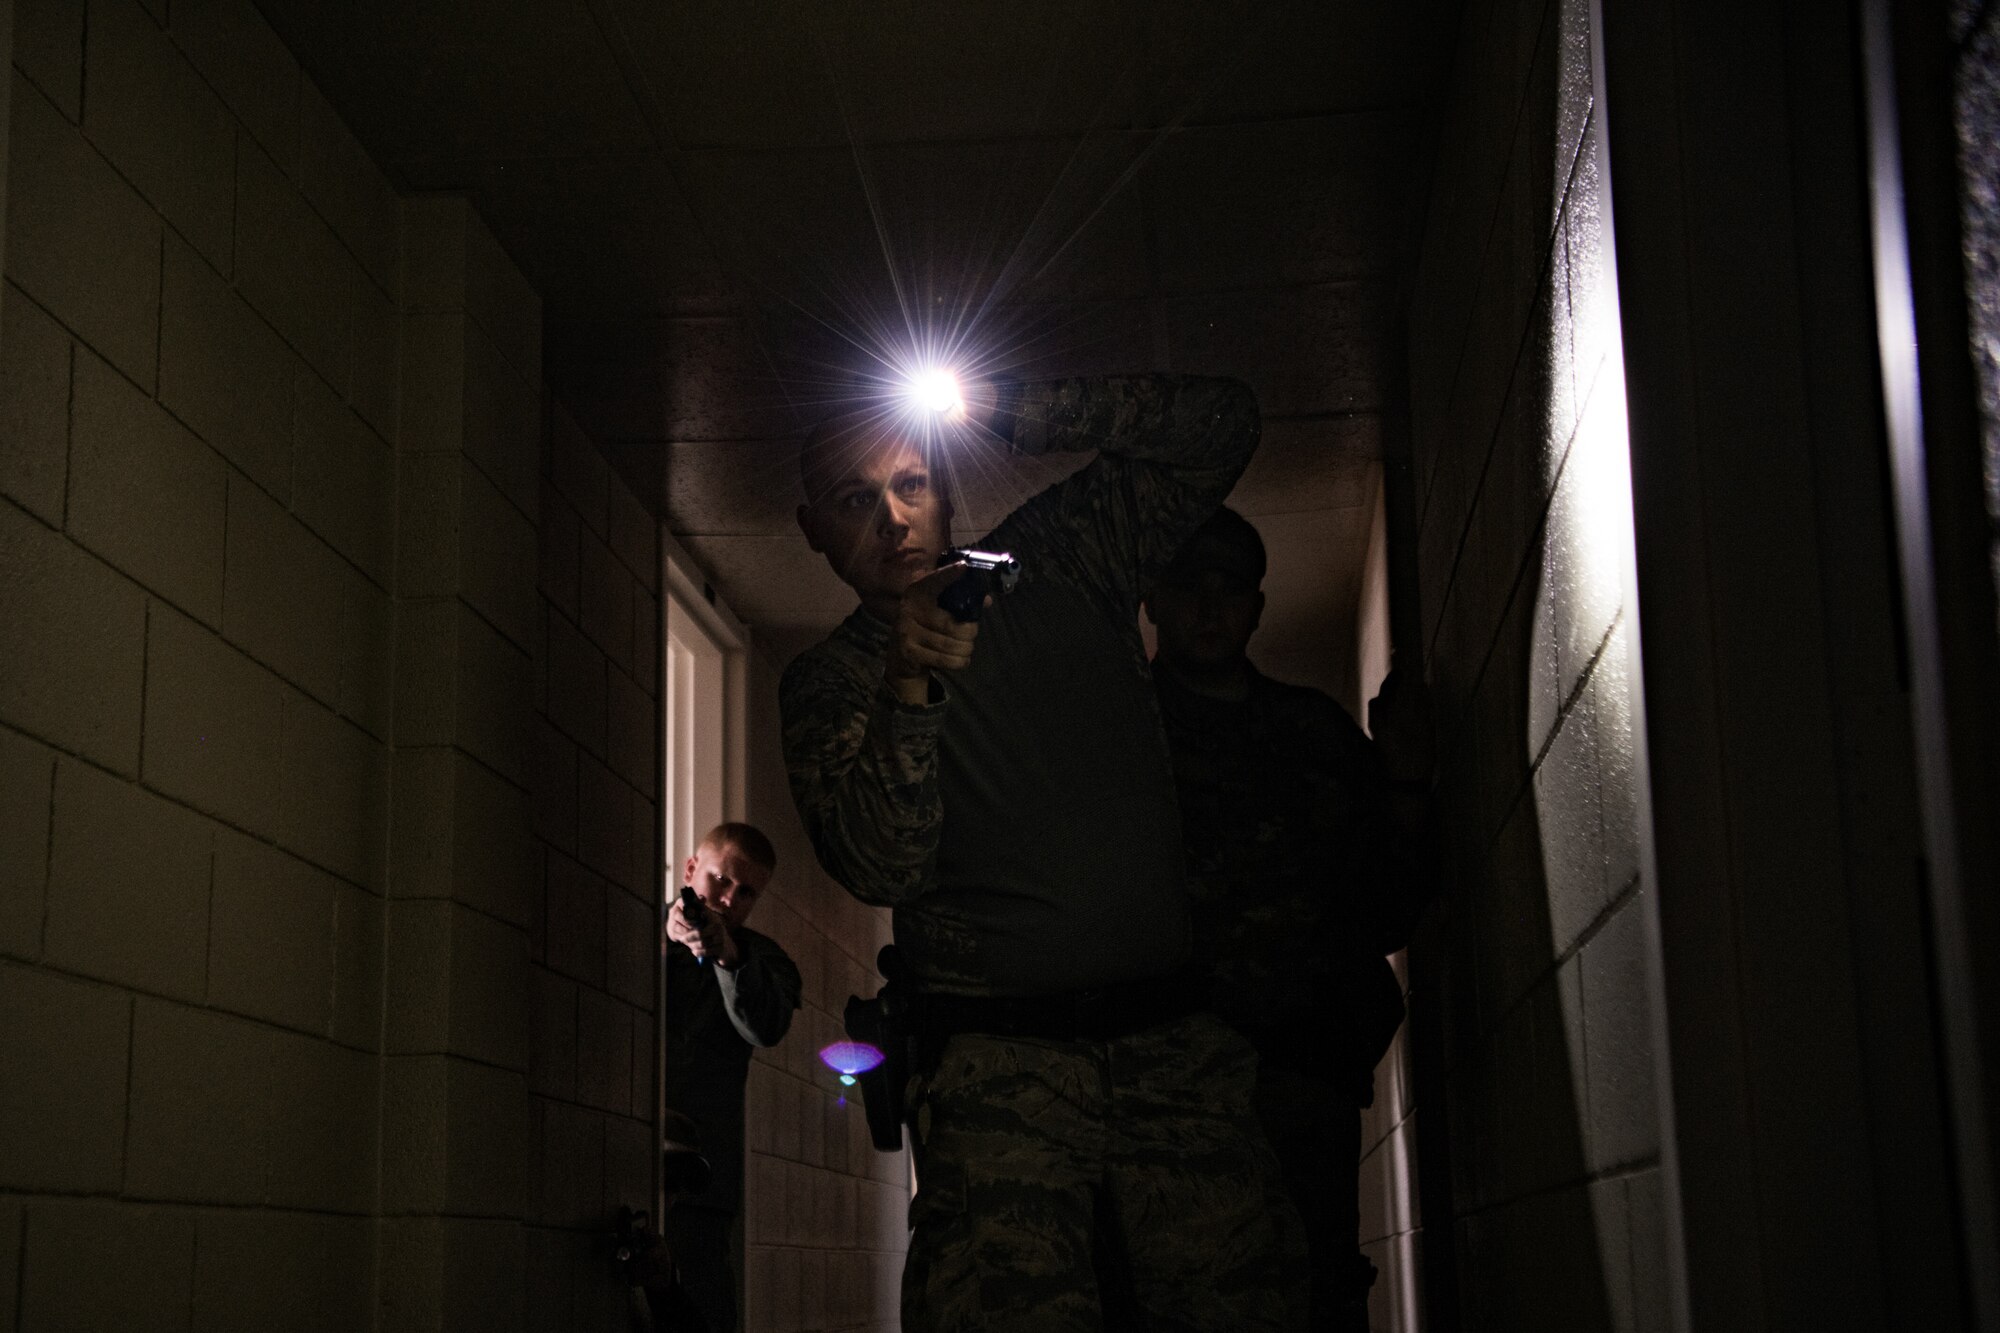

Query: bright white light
left=909, top=369, right=964, bottom=416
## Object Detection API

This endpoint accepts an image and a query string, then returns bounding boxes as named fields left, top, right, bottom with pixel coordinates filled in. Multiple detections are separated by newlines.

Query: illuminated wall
left=1406, top=0, right=1667, bottom=1325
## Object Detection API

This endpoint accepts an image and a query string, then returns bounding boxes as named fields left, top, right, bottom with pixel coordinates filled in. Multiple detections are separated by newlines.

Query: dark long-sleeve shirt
left=662, top=925, right=800, bottom=1214
left=779, top=375, right=1260, bottom=996
left=1153, top=664, right=1419, bottom=1094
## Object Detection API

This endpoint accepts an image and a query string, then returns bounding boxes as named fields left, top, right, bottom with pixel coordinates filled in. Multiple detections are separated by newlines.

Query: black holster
left=843, top=947, right=916, bottom=1153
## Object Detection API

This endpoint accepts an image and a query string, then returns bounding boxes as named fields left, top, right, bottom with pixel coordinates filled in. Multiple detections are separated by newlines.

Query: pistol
left=678, top=889, right=711, bottom=966
left=936, top=548, right=1022, bottom=623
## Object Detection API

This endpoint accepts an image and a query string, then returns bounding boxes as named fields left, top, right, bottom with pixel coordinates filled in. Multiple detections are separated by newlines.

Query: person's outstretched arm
left=988, top=374, right=1262, bottom=599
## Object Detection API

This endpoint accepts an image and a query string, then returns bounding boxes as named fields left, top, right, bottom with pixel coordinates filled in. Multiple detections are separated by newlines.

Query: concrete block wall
left=381, top=195, right=548, bottom=1332
left=738, top=644, right=910, bottom=1333
left=529, top=394, right=661, bottom=1326
left=1, top=0, right=394, bottom=1320
left=1405, top=0, right=1666, bottom=1327
left=1, top=1, right=665, bottom=1321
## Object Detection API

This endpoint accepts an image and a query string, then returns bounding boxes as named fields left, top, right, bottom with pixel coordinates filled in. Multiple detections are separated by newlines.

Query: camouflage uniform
left=781, top=375, right=1295, bottom=1330
left=1153, top=664, right=1425, bottom=1329
left=663, top=925, right=801, bottom=1333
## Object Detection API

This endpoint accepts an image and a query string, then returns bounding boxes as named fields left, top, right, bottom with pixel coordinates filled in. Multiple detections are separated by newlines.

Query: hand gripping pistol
left=935, top=548, right=1021, bottom=623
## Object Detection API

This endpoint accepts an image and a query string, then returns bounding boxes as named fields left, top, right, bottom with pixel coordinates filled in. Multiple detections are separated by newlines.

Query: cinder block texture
left=545, top=608, right=608, bottom=757
left=575, top=986, right=632, bottom=1114
left=142, top=604, right=287, bottom=838
left=462, top=324, right=542, bottom=519
left=225, top=466, right=393, bottom=735
left=606, top=475, right=657, bottom=593
left=402, top=195, right=542, bottom=382
left=1405, top=4, right=1665, bottom=1325
left=535, top=1098, right=605, bottom=1228
left=20, top=1199, right=194, bottom=1328
left=397, top=312, right=539, bottom=518
left=544, top=852, right=607, bottom=989
left=83, top=0, right=236, bottom=271
left=263, top=1033, right=380, bottom=1212
left=1582, top=893, right=1660, bottom=1173
left=125, top=997, right=278, bottom=1203
left=45, top=759, right=213, bottom=1000
left=13, top=0, right=87, bottom=120
left=157, top=234, right=296, bottom=498
left=5, top=77, right=162, bottom=390
left=0, top=964, right=130, bottom=1190
left=579, top=529, right=635, bottom=670
left=68, top=349, right=227, bottom=624
left=529, top=966, right=579, bottom=1100
left=0, top=472, right=147, bottom=776
left=208, top=830, right=338, bottom=1034
left=380, top=1055, right=530, bottom=1219
left=192, top=1210, right=374, bottom=1333
left=0, top=1201, right=18, bottom=1330
left=298, top=77, right=400, bottom=294
left=168, top=0, right=300, bottom=164
left=0, top=282, right=72, bottom=526
left=390, top=747, right=536, bottom=926
left=385, top=897, right=528, bottom=1070
left=333, top=883, right=385, bottom=1049
left=549, top=402, right=609, bottom=537
left=295, top=369, right=396, bottom=587
left=575, top=755, right=636, bottom=892
left=125, top=996, right=379, bottom=1210
left=235, top=139, right=366, bottom=391
left=279, top=692, right=389, bottom=888
left=394, top=599, right=534, bottom=786
left=0, top=727, right=56, bottom=958
left=398, top=453, right=538, bottom=650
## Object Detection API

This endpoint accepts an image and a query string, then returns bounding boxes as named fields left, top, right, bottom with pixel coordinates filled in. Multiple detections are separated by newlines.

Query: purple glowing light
left=819, top=1041, right=885, bottom=1080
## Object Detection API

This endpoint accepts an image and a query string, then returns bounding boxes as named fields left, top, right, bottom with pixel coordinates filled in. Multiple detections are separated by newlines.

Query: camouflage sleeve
left=992, top=374, right=1260, bottom=599
left=778, top=647, right=946, bottom=907
left=716, top=933, right=802, bottom=1048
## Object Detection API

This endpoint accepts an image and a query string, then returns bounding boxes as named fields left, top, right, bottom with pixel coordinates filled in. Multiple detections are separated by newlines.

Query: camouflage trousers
left=902, top=1011, right=1304, bottom=1331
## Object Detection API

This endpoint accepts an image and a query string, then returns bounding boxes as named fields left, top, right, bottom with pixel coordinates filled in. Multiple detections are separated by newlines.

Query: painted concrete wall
left=2, top=0, right=401, bottom=1319
left=1405, top=0, right=1667, bottom=1326
left=0, top=3, right=665, bottom=1322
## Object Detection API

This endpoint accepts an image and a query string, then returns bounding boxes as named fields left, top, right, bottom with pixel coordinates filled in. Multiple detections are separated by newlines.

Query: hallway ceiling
left=257, top=0, right=1458, bottom=693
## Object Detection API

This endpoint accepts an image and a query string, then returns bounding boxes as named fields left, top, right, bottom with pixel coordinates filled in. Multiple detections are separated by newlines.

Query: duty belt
left=910, top=971, right=1207, bottom=1044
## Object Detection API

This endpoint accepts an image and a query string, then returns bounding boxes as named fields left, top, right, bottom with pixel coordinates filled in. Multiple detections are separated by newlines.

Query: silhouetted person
left=1145, top=507, right=1435, bottom=1333
left=661, top=823, right=801, bottom=1333
left=780, top=375, right=1299, bottom=1330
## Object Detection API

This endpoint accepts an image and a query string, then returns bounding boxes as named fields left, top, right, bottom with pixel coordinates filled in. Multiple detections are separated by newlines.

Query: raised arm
left=779, top=647, right=945, bottom=907
left=715, top=936, right=802, bottom=1048
left=991, top=374, right=1261, bottom=597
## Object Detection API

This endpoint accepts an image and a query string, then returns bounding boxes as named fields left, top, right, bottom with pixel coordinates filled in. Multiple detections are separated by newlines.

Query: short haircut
left=699, top=821, right=777, bottom=873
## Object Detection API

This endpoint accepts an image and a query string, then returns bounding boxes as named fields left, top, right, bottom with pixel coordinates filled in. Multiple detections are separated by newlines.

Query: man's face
left=1145, top=569, right=1265, bottom=673
left=796, top=438, right=950, bottom=613
left=681, top=841, right=772, bottom=930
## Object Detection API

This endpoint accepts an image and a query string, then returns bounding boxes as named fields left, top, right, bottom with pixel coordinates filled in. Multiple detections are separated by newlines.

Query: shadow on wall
left=1404, top=0, right=1664, bottom=1328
